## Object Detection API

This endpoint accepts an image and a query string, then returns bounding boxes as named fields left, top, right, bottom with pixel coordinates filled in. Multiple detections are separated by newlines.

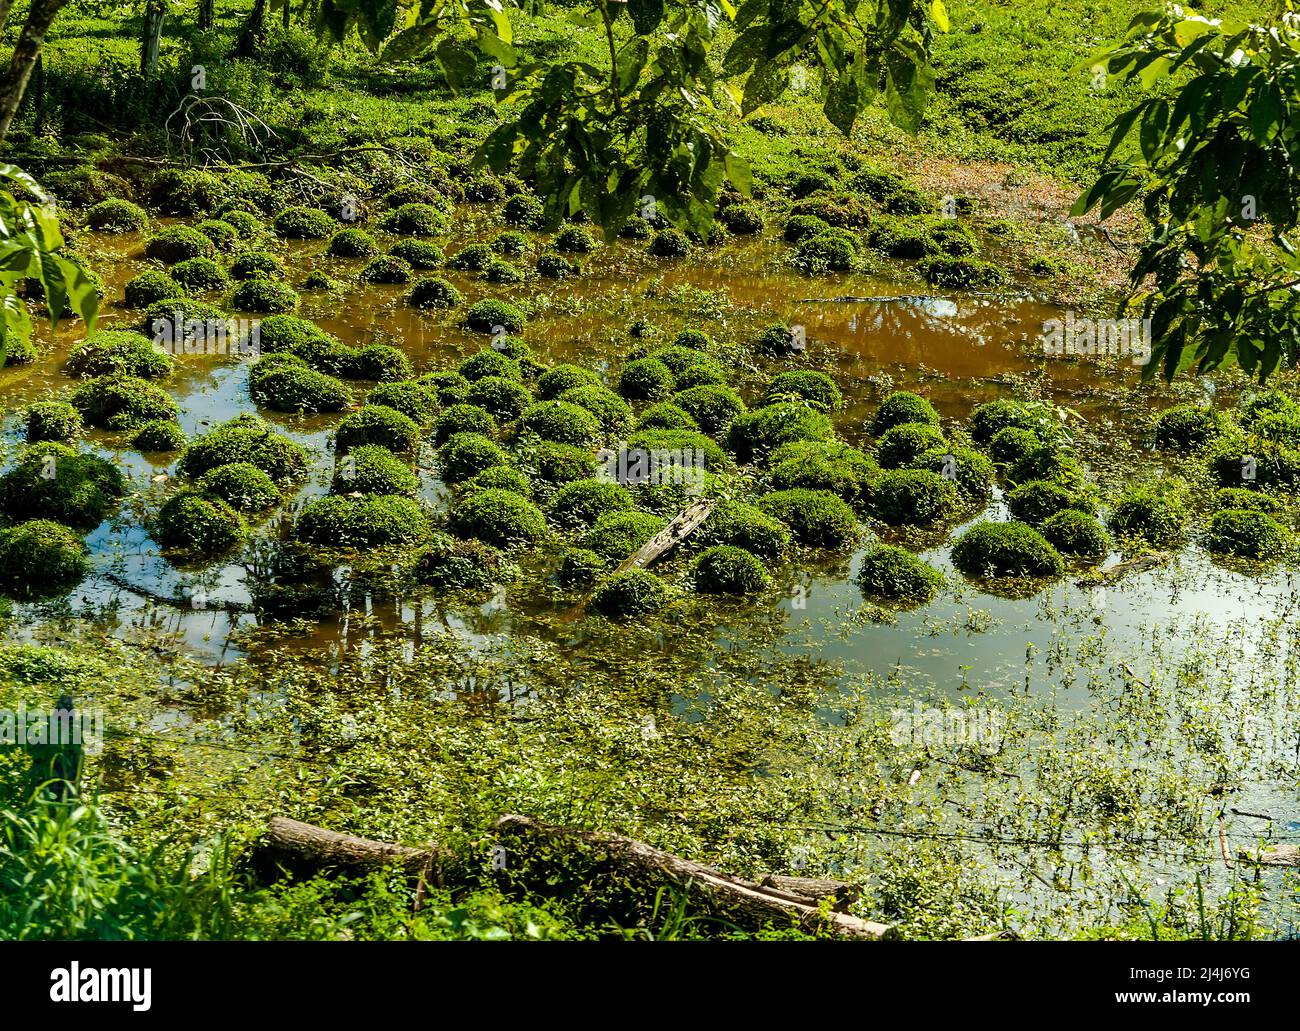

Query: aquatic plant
left=178, top=416, right=308, bottom=482
left=295, top=494, right=432, bottom=548
left=549, top=478, right=635, bottom=529
left=327, top=228, right=379, bottom=258
left=691, top=545, right=771, bottom=595
left=855, top=544, right=944, bottom=604
left=871, top=391, right=940, bottom=434
left=123, top=270, right=182, bottom=308
left=144, top=226, right=214, bottom=264
left=450, top=488, right=548, bottom=549
left=0, top=520, right=88, bottom=597
left=728, top=403, right=833, bottom=463
left=24, top=400, right=82, bottom=444
left=335, top=405, right=421, bottom=454
left=71, top=375, right=179, bottom=430
left=951, top=521, right=1064, bottom=578
left=537, top=363, right=600, bottom=398
left=333, top=445, right=419, bottom=497
left=273, top=206, right=336, bottom=239
left=521, top=401, right=602, bottom=448
left=757, top=488, right=859, bottom=547
left=870, top=469, right=959, bottom=526
left=437, top=432, right=512, bottom=482
left=619, top=358, right=675, bottom=401
left=590, top=569, right=669, bottom=618
left=0, top=443, right=125, bottom=528
left=87, top=198, right=147, bottom=232
left=762, top=370, right=842, bottom=412
left=196, top=462, right=281, bottom=512
left=156, top=491, right=247, bottom=555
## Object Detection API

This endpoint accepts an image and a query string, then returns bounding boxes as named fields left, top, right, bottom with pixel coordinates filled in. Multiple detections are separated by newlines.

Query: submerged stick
left=491, top=814, right=893, bottom=939
left=1237, top=843, right=1300, bottom=868
left=1075, top=551, right=1173, bottom=588
left=99, top=572, right=257, bottom=614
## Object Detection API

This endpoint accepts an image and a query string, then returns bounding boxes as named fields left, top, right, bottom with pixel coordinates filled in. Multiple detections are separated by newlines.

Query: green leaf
left=475, top=25, right=516, bottom=66
left=1137, top=55, right=1173, bottom=90
left=883, top=45, right=933, bottom=133
left=1139, top=99, right=1169, bottom=162
left=627, top=0, right=664, bottom=35
left=723, top=26, right=769, bottom=77
left=1101, top=103, right=1146, bottom=165
left=617, top=38, right=650, bottom=94
left=741, top=60, right=788, bottom=115
left=1249, top=82, right=1281, bottom=143
left=724, top=152, right=753, bottom=196
left=823, top=74, right=861, bottom=136
left=435, top=39, right=478, bottom=90
left=382, top=25, right=439, bottom=62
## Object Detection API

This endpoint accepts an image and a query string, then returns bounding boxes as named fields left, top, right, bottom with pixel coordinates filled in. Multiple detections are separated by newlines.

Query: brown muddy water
left=2, top=211, right=1297, bottom=721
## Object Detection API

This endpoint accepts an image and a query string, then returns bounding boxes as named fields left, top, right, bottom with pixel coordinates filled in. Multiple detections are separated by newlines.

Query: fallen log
left=259, top=816, right=446, bottom=875
left=489, top=815, right=891, bottom=938
left=1075, top=551, right=1173, bottom=588
left=257, top=814, right=892, bottom=939
left=558, top=496, right=716, bottom=621
left=796, top=292, right=1021, bottom=304
left=1237, top=843, right=1300, bottom=868
left=756, top=874, right=861, bottom=912
left=614, top=496, right=716, bottom=574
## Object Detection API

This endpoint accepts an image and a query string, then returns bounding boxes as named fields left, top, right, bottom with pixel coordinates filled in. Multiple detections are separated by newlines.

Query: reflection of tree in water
left=795, top=296, right=1049, bottom=378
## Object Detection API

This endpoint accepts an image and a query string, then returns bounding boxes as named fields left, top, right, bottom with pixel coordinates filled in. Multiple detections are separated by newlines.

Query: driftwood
left=615, top=496, right=716, bottom=574
left=757, top=874, right=862, bottom=912
left=796, top=293, right=1017, bottom=304
left=258, top=814, right=893, bottom=939
left=1237, top=843, right=1300, bottom=868
left=1075, top=551, right=1173, bottom=588
left=559, top=497, right=717, bottom=621
left=260, top=816, right=449, bottom=875
left=5, top=144, right=401, bottom=172
left=491, top=815, right=892, bottom=938
left=1218, top=819, right=1234, bottom=870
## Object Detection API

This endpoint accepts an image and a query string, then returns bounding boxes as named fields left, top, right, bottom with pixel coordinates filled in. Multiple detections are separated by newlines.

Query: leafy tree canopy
left=313, top=0, right=948, bottom=236
left=1076, top=1, right=1300, bottom=383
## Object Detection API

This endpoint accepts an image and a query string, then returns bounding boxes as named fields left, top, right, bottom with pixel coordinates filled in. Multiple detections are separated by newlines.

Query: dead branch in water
left=256, top=814, right=895, bottom=939
left=1075, top=551, right=1173, bottom=588
left=615, top=496, right=715, bottom=574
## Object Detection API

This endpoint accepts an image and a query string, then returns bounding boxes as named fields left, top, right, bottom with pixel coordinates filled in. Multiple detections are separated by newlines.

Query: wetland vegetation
left=0, top=0, right=1297, bottom=941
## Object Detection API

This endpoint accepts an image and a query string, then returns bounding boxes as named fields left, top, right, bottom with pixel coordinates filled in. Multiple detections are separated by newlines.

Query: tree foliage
left=1075, top=2, right=1300, bottom=382
left=0, top=165, right=99, bottom=364
left=315, top=0, right=947, bottom=235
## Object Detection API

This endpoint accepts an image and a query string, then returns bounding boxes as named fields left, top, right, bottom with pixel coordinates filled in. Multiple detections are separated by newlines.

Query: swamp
left=0, top=0, right=1297, bottom=941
